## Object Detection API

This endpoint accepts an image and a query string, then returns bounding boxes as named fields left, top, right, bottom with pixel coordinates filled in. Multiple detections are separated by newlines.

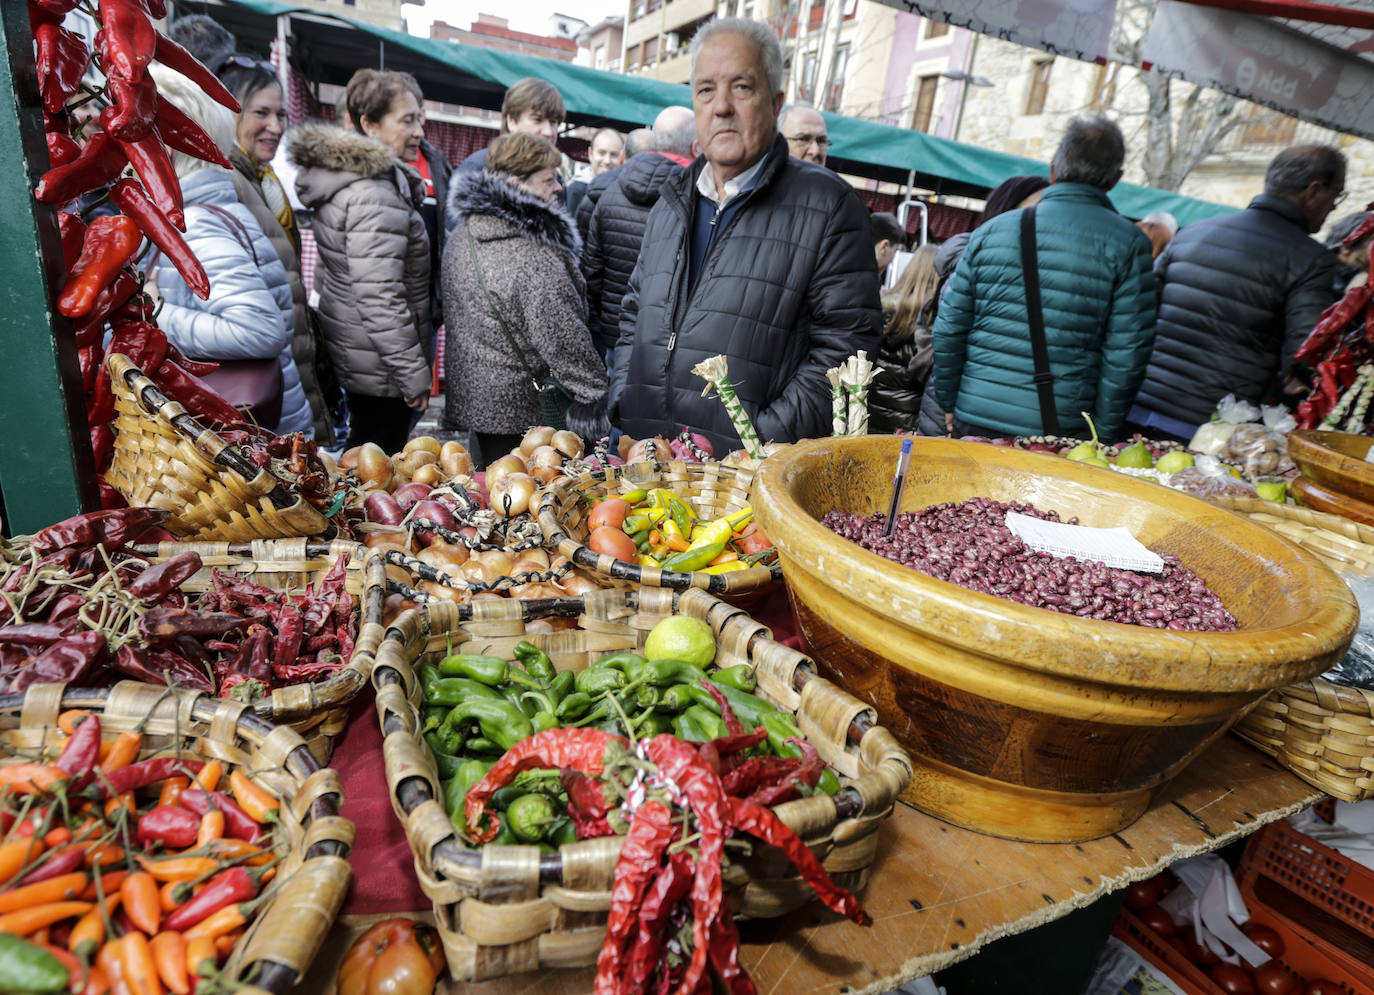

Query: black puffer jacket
left=1134, top=195, right=1338, bottom=427
left=610, top=136, right=881, bottom=454
left=869, top=297, right=935, bottom=434
left=575, top=168, right=617, bottom=245
left=583, top=153, right=685, bottom=353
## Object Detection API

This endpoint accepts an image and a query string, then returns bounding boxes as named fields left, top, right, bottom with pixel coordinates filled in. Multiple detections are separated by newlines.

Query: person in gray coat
left=291, top=69, right=432, bottom=453
left=441, top=134, right=609, bottom=466
left=144, top=66, right=311, bottom=438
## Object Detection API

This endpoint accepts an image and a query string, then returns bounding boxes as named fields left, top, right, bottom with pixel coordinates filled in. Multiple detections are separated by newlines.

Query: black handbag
left=1020, top=206, right=1061, bottom=436
left=464, top=226, right=573, bottom=430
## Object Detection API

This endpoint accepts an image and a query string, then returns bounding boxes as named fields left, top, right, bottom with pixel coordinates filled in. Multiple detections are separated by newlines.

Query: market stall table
left=308, top=586, right=1325, bottom=993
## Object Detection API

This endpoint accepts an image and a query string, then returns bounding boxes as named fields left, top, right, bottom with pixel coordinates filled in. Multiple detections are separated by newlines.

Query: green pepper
left=684, top=704, right=729, bottom=741
left=443, top=698, right=533, bottom=751
left=491, top=820, right=519, bottom=845
left=589, top=651, right=647, bottom=673
left=512, top=769, right=566, bottom=797
left=548, top=670, right=574, bottom=705
left=597, top=716, right=630, bottom=736
left=628, top=658, right=708, bottom=688
left=711, top=664, right=757, bottom=692
left=634, top=532, right=652, bottom=553
left=622, top=513, right=653, bottom=535
left=506, top=667, right=548, bottom=691
left=532, top=711, right=559, bottom=733
left=418, top=662, right=443, bottom=696
left=443, top=759, right=493, bottom=827
left=466, top=737, right=502, bottom=755
left=423, top=676, right=502, bottom=708
left=506, top=793, right=559, bottom=843
left=513, top=640, right=556, bottom=681
left=438, top=653, right=509, bottom=685
left=548, top=817, right=579, bottom=847
left=0, top=934, right=69, bottom=994
left=688, top=679, right=775, bottom=728
left=660, top=539, right=727, bottom=573
left=653, top=684, right=696, bottom=712
left=426, top=726, right=463, bottom=758
left=673, top=710, right=709, bottom=742
left=665, top=493, right=695, bottom=537
left=501, top=683, right=540, bottom=719
left=432, top=751, right=463, bottom=780
left=817, top=767, right=841, bottom=796
left=575, top=667, right=626, bottom=695
left=556, top=691, right=594, bottom=721
left=632, top=711, right=673, bottom=737
left=520, top=688, right=562, bottom=718
left=761, top=711, right=805, bottom=758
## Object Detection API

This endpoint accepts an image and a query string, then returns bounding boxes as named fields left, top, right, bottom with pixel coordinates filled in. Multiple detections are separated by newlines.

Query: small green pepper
left=426, top=724, right=463, bottom=757
left=532, top=711, right=559, bottom=733
left=684, top=704, right=729, bottom=741
left=548, top=670, right=574, bottom=703
left=589, top=651, right=646, bottom=673
left=443, top=758, right=492, bottom=828
left=548, top=817, right=579, bottom=846
left=432, top=751, right=463, bottom=780
left=513, top=640, right=556, bottom=681
left=575, top=667, right=626, bottom=695
left=507, top=793, right=559, bottom=843
left=660, top=540, right=727, bottom=573
left=443, top=698, right=533, bottom=751
left=466, top=737, right=502, bottom=755
left=423, top=676, right=502, bottom=708
left=418, top=662, right=443, bottom=696
left=761, top=711, right=805, bottom=758
left=688, top=680, right=775, bottom=728
left=491, top=820, right=519, bottom=846
left=628, top=658, right=708, bottom=688
left=501, top=683, right=540, bottom=719
left=653, top=684, right=697, bottom=712
left=665, top=493, right=695, bottom=538
left=506, top=667, right=548, bottom=691
left=556, top=691, right=594, bottom=721
left=817, top=767, right=842, bottom=796
left=0, top=934, right=69, bottom=994
left=710, top=664, right=757, bottom=692
left=673, top=710, right=709, bottom=742
left=622, top=513, right=653, bottom=534
left=632, top=711, right=672, bottom=737
left=438, top=653, right=509, bottom=685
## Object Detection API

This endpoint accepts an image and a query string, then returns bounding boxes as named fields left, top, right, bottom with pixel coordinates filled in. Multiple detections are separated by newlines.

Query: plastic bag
left=1190, top=394, right=1262, bottom=455
left=1323, top=572, right=1374, bottom=689
left=1168, top=454, right=1259, bottom=498
left=1221, top=404, right=1297, bottom=476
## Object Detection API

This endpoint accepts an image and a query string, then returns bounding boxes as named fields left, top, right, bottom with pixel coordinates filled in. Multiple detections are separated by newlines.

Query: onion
left=396, top=449, right=438, bottom=481
left=485, top=454, right=527, bottom=487
left=411, top=462, right=446, bottom=487
left=525, top=619, right=557, bottom=634
left=472, top=591, right=505, bottom=602
left=526, top=446, right=566, bottom=485
left=337, top=445, right=362, bottom=470
left=489, top=472, right=537, bottom=517
left=392, top=482, right=433, bottom=513
left=355, top=443, right=393, bottom=490
left=419, top=580, right=469, bottom=605
left=439, top=441, right=474, bottom=479
left=364, top=491, right=405, bottom=526
left=404, top=436, right=441, bottom=456
left=381, top=593, right=410, bottom=626
left=519, top=426, right=556, bottom=456
left=459, top=560, right=490, bottom=584
left=473, top=550, right=514, bottom=580
left=511, top=582, right=560, bottom=599
left=558, top=571, right=602, bottom=596
left=551, top=430, right=584, bottom=460
left=512, top=549, right=551, bottom=574
left=360, top=530, right=411, bottom=552
left=625, top=436, right=670, bottom=464
left=418, top=544, right=469, bottom=576
left=319, top=451, right=339, bottom=477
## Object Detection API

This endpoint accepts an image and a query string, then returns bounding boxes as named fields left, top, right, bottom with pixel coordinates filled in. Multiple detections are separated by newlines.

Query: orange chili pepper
left=58, top=709, right=93, bottom=735
left=0, top=763, right=69, bottom=793
left=193, top=760, right=222, bottom=793
left=664, top=531, right=691, bottom=552
left=227, top=770, right=278, bottom=824
left=184, top=935, right=217, bottom=979
left=70, top=892, right=121, bottom=954
left=0, top=899, right=93, bottom=935
left=99, top=731, right=143, bottom=773
left=137, top=856, right=217, bottom=883
left=121, top=931, right=165, bottom=995
left=0, top=870, right=89, bottom=913
left=0, top=835, right=43, bottom=883
left=105, top=791, right=136, bottom=820
left=81, top=965, right=111, bottom=995
left=213, top=928, right=242, bottom=957
left=184, top=903, right=246, bottom=941
left=157, top=776, right=190, bottom=809
left=80, top=869, right=129, bottom=903
left=84, top=843, right=126, bottom=869
left=206, top=838, right=273, bottom=865
left=149, top=931, right=189, bottom=995
left=706, top=550, right=739, bottom=566
left=195, top=811, right=224, bottom=848
left=256, top=865, right=277, bottom=886
left=121, top=870, right=161, bottom=935
left=97, top=941, right=126, bottom=995
left=159, top=879, right=187, bottom=913
left=44, top=826, right=73, bottom=848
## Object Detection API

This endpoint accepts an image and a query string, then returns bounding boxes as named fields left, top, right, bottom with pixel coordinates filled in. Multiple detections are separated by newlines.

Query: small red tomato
left=1253, top=963, right=1297, bottom=995
left=732, top=522, right=773, bottom=556
left=1210, top=963, right=1258, bottom=995
left=588, top=498, right=631, bottom=532
left=1124, top=878, right=1164, bottom=911
left=1183, top=928, right=1223, bottom=967
left=337, top=918, right=445, bottom=995
left=1303, top=982, right=1344, bottom=995
left=1242, top=923, right=1286, bottom=960
left=1137, top=904, right=1176, bottom=937
left=1150, top=870, right=1178, bottom=897
left=587, top=526, right=638, bottom=562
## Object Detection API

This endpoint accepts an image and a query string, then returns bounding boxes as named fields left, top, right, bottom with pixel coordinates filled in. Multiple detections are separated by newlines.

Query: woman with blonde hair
left=870, top=244, right=940, bottom=434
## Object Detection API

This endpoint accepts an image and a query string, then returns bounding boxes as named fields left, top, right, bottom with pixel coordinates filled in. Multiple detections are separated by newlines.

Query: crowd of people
left=82, top=13, right=1371, bottom=464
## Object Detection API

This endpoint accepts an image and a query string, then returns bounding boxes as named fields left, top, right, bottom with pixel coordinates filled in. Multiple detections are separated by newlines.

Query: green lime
left=644, top=616, right=716, bottom=668
left=1255, top=480, right=1289, bottom=502
left=1115, top=440, right=1154, bottom=469
left=1155, top=451, right=1195, bottom=474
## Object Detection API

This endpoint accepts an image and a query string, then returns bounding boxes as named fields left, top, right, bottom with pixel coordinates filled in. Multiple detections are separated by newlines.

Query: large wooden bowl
left=752, top=436, right=1358, bottom=843
left=1291, top=475, right=1374, bottom=527
left=1289, top=429, right=1374, bottom=505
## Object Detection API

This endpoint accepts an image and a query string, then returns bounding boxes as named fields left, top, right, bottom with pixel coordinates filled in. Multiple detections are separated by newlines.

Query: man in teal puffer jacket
left=932, top=116, right=1156, bottom=443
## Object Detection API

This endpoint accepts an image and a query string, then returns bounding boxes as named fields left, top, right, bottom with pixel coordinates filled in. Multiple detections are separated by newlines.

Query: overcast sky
left=403, top=0, right=624, bottom=38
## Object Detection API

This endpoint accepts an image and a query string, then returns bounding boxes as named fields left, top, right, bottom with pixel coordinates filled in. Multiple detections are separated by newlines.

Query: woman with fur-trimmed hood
left=441, top=133, right=609, bottom=466
left=291, top=70, right=431, bottom=453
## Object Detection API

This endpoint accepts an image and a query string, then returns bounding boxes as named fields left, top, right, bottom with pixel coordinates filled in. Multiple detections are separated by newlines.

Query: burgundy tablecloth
left=334, top=586, right=804, bottom=915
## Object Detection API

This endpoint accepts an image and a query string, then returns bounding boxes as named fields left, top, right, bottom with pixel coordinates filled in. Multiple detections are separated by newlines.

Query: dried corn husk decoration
left=694, top=354, right=764, bottom=458
left=1322, top=364, right=1374, bottom=432
left=841, top=351, right=877, bottom=436
left=826, top=366, right=847, bottom=437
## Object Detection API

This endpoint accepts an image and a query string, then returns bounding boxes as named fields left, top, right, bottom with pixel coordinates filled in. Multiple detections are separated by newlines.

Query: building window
left=1088, top=63, right=1117, bottom=110
left=594, top=44, right=605, bottom=69
left=912, top=74, right=938, bottom=133
left=627, top=43, right=640, bottom=70
left=1240, top=105, right=1298, bottom=146
left=800, top=50, right=819, bottom=102
left=1025, top=58, right=1053, bottom=115
left=643, top=35, right=658, bottom=66
left=828, top=43, right=849, bottom=109
left=631, top=0, right=645, bottom=19
left=925, top=18, right=949, bottom=38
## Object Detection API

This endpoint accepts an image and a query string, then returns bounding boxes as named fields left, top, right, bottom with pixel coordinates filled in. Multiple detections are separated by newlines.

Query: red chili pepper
left=137, top=805, right=201, bottom=850
left=1347, top=212, right=1374, bottom=246
left=55, top=713, right=102, bottom=786
left=160, top=866, right=256, bottom=933
left=126, top=551, right=202, bottom=602
left=272, top=660, right=343, bottom=683
left=700, top=681, right=745, bottom=737
left=98, top=0, right=156, bottom=81
left=102, top=71, right=159, bottom=141
left=705, top=899, right=752, bottom=995
left=114, top=644, right=215, bottom=694
left=108, top=177, right=207, bottom=298
left=35, top=23, right=89, bottom=114
left=177, top=789, right=261, bottom=843
left=595, top=800, right=677, bottom=995
left=271, top=605, right=304, bottom=675
left=48, top=593, right=88, bottom=627
left=624, top=849, right=694, bottom=994
left=152, top=358, right=248, bottom=427
left=87, top=363, right=116, bottom=425
left=138, top=606, right=246, bottom=643
left=1293, top=285, right=1370, bottom=365
left=0, top=621, right=77, bottom=647
left=58, top=211, right=87, bottom=271
left=47, top=132, right=82, bottom=170
left=115, top=129, right=184, bottom=230
left=8, top=631, right=109, bottom=695
left=32, top=507, right=164, bottom=552
left=151, top=32, right=240, bottom=112
left=154, top=95, right=232, bottom=169
left=559, top=768, right=617, bottom=840
left=14, top=844, right=86, bottom=887
left=57, top=215, right=143, bottom=318
left=75, top=269, right=143, bottom=347
left=34, top=132, right=128, bottom=206
left=163, top=343, right=218, bottom=378
left=107, top=320, right=169, bottom=374
left=89, top=423, right=115, bottom=474
left=94, top=757, right=206, bottom=799
left=32, top=0, right=80, bottom=18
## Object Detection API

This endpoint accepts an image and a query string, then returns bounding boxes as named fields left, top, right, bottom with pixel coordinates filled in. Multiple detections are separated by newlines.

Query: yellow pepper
left=700, top=560, right=747, bottom=575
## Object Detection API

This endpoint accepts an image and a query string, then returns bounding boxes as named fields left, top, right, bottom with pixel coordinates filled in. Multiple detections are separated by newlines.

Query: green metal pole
left=0, top=3, right=99, bottom=531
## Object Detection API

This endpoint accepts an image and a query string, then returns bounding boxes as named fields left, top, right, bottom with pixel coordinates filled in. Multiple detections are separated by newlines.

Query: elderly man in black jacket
left=1128, top=145, right=1345, bottom=441
left=609, top=18, right=881, bottom=454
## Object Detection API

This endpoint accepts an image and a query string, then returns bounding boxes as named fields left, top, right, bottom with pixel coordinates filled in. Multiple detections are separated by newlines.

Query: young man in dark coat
left=609, top=18, right=882, bottom=455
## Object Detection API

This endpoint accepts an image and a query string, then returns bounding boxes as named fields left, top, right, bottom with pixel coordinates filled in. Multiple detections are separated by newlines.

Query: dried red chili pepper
left=705, top=901, right=752, bottom=995
left=108, top=177, right=208, bottom=298
left=34, top=131, right=127, bottom=206
left=163, top=342, right=218, bottom=377
left=720, top=755, right=799, bottom=800
left=115, top=645, right=214, bottom=694
left=560, top=768, right=617, bottom=839
left=624, top=849, right=694, bottom=993
left=1294, top=286, right=1370, bottom=365
left=102, top=71, right=158, bottom=141
left=595, top=800, right=677, bottom=995
left=701, top=681, right=745, bottom=737
left=161, top=866, right=257, bottom=932
left=97, top=0, right=156, bottom=81
left=93, top=756, right=205, bottom=798
left=151, top=32, right=240, bottom=112
left=47, top=132, right=82, bottom=170
left=115, top=128, right=184, bottom=229
left=35, top=23, right=88, bottom=114
left=75, top=269, right=143, bottom=347
left=177, top=788, right=261, bottom=843
left=0, top=621, right=76, bottom=646
left=54, top=713, right=101, bottom=781
left=8, top=631, right=108, bottom=694
left=107, top=320, right=170, bottom=374
left=14, top=844, right=85, bottom=886
left=57, top=215, right=143, bottom=318
left=137, top=805, right=200, bottom=849
left=271, top=605, right=303, bottom=675
left=150, top=358, right=244, bottom=426
left=126, top=551, right=202, bottom=602
left=32, top=508, right=164, bottom=552
left=272, top=660, right=343, bottom=682
left=138, top=606, right=246, bottom=643
left=154, top=95, right=232, bottom=169
left=743, top=740, right=822, bottom=808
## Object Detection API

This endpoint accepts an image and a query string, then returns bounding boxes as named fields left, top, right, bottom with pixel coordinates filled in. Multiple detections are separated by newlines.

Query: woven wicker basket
left=0, top=680, right=354, bottom=992
left=138, top=541, right=388, bottom=765
left=1217, top=496, right=1374, bottom=801
left=105, top=353, right=332, bottom=541
left=371, top=586, right=912, bottom=982
left=536, top=461, right=781, bottom=600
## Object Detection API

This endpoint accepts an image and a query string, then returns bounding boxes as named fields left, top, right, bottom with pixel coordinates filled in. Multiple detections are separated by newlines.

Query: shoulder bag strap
left=1020, top=206, right=1060, bottom=436
left=464, top=224, right=541, bottom=392
left=199, top=204, right=261, bottom=266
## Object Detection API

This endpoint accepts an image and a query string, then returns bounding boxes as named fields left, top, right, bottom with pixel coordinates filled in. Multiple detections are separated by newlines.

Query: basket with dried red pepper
left=0, top=680, right=354, bottom=993
left=370, top=586, right=912, bottom=982
left=105, top=354, right=339, bottom=541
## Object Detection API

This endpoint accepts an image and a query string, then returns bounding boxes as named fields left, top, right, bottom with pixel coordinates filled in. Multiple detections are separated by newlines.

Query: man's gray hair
left=652, top=107, right=696, bottom=156
left=689, top=18, right=784, bottom=95
left=625, top=127, right=655, bottom=157
left=1140, top=211, right=1178, bottom=236
left=1051, top=115, right=1126, bottom=191
left=1265, top=145, right=1346, bottom=199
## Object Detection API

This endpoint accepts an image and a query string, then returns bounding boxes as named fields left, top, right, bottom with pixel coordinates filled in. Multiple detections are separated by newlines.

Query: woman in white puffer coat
left=143, top=65, right=312, bottom=437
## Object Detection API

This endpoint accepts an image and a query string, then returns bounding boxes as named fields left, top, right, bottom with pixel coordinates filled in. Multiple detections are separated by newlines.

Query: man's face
left=590, top=132, right=624, bottom=175
left=875, top=240, right=897, bottom=272
left=507, top=108, right=560, bottom=143
left=782, top=106, right=828, bottom=165
left=691, top=32, right=782, bottom=182
left=1299, top=174, right=1346, bottom=233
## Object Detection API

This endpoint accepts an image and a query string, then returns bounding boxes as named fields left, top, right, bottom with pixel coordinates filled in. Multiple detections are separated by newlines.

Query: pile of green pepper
left=420, top=640, right=840, bottom=848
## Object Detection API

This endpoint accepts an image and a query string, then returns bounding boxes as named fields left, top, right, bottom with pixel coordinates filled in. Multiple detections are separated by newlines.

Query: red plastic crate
left=1238, top=820, right=1374, bottom=989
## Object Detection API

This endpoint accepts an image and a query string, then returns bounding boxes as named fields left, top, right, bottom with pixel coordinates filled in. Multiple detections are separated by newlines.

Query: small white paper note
left=1005, top=512, right=1165, bottom=573
left=1365, top=444, right=1374, bottom=464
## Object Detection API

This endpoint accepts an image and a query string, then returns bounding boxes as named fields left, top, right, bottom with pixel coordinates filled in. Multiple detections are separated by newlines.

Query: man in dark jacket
left=1129, top=145, right=1346, bottom=441
left=583, top=107, right=695, bottom=358
left=932, top=115, right=1156, bottom=442
left=609, top=18, right=881, bottom=454
left=576, top=127, right=655, bottom=244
